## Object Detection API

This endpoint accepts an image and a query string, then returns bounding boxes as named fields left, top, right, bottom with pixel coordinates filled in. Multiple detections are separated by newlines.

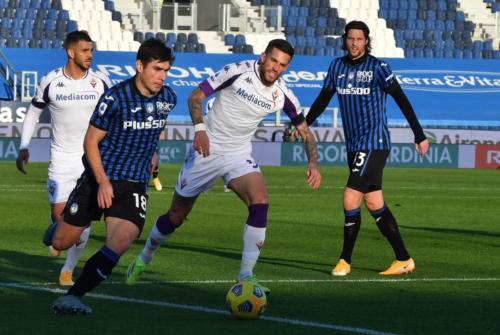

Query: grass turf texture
left=0, top=162, right=499, bottom=335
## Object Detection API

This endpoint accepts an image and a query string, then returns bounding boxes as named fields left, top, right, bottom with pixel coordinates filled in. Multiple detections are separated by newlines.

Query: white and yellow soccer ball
left=226, top=281, right=267, bottom=320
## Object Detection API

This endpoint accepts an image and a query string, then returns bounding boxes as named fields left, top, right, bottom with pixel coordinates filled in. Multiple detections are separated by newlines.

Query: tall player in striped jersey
left=306, top=21, right=429, bottom=276
left=126, top=39, right=321, bottom=293
left=47, top=39, right=176, bottom=315
left=16, top=31, right=111, bottom=286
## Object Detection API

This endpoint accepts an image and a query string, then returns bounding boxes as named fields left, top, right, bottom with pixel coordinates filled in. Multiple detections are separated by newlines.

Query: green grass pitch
left=0, top=162, right=499, bottom=335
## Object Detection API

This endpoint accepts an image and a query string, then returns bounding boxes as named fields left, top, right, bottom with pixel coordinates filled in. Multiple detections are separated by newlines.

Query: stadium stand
left=2, top=0, right=497, bottom=58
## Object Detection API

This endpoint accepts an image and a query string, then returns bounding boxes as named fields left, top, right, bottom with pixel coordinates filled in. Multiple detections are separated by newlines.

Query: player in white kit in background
left=16, top=31, right=112, bottom=286
left=126, top=39, right=321, bottom=293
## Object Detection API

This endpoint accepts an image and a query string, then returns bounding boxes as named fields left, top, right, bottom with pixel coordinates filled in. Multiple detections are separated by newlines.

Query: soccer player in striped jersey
left=126, top=39, right=321, bottom=293
left=306, top=21, right=429, bottom=276
left=16, top=31, right=111, bottom=286
left=48, top=39, right=176, bottom=315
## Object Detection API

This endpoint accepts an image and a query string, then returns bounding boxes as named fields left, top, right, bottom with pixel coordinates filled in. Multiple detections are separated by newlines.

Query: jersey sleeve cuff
left=199, top=80, right=214, bottom=97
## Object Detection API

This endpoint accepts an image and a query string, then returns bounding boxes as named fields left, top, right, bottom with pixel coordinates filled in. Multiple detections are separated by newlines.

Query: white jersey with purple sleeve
left=27, top=67, right=111, bottom=163
left=198, top=60, right=303, bottom=154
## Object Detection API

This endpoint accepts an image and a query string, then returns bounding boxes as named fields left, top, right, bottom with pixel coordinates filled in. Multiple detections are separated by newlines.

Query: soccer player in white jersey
left=126, top=39, right=321, bottom=293
left=16, top=31, right=111, bottom=286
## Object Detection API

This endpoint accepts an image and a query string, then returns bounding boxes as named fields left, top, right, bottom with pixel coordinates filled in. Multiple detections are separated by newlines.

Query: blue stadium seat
left=18, top=38, right=28, bottom=48
left=155, top=32, right=166, bottom=42
left=105, top=1, right=115, bottom=12
left=232, top=44, right=243, bottom=53
left=196, top=43, right=206, bottom=53
left=462, top=50, right=472, bottom=59
left=224, top=34, right=235, bottom=46
left=41, top=38, right=51, bottom=48
left=243, top=44, right=253, bottom=54
left=165, top=32, right=175, bottom=44
left=444, top=50, right=454, bottom=58
left=188, top=33, right=198, bottom=44
left=234, top=34, right=245, bottom=46
left=176, top=33, right=187, bottom=44
left=413, top=48, right=424, bottom=58
left=112, top=11, right=122, bottom=23
left=453, top=49, right=463, bottom=58
left=134, top=31, right=144, bottom=43
left=67, top=20, right=77, bottom=32
left=314, top=48, right=324, bottom=56
left=185, top=42, right=196, bottom=52
left=174, top=42, right=184, bottom=52
left=145, top=32, right=154, bottom=40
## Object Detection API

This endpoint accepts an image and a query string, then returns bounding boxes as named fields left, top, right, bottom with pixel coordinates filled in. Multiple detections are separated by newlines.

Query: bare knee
left=364, top=191, right=384, bottom=212
left=343, top=188, right=363, bottom=210
left=52, top=236, right=74, bottom=251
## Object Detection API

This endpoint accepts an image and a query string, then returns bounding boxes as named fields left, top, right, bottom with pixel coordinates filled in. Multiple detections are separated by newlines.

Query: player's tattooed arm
left=296, top=122, right=318, bottom=165
left=188, top=88, right=206, bottom=125
left=296, top=122, right=321, bottom=189
left=188, top=87, right=210, bottom=156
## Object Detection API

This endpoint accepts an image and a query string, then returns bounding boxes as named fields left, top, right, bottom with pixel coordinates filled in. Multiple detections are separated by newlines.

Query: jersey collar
left=345, top=53, right=368, bottom=66
left=62, top=66, right=89, bottom=80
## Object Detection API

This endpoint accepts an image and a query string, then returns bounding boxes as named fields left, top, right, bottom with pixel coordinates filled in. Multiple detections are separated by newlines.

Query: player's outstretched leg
left=126, top=212, right=182, bottom=285
left=238, top=204, right=270, bottom=295
left=53, top=295, right=92, bottom=315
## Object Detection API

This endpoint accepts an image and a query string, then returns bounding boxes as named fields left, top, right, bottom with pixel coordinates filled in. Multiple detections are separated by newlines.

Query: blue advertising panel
left=4, top=48, right=500, bottom=126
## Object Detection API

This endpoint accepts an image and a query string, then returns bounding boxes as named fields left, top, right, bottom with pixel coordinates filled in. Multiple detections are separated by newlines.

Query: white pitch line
left=1, top=282, right=397, bottom=335
left=0, top=184, right=497, bottom=192
left=8, top=277, right=500, bottom=287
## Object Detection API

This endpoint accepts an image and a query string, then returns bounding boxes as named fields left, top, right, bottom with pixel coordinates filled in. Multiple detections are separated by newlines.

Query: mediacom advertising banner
left=475, top=144, right=500, bottom=169
left=281, top=143, right=459, bottom=168
left=3, top=48, right=500, bottom=126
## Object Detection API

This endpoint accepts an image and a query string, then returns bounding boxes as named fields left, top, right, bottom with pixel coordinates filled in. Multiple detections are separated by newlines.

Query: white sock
left=61, top=226, right=91, bottom=273
left=140, top=224, right=172, bottom=263
left=239, top=224, right=266, bottom=280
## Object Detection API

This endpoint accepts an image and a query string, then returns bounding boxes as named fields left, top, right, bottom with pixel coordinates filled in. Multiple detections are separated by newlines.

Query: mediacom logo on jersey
left=55, top=92, right=100, bottom=101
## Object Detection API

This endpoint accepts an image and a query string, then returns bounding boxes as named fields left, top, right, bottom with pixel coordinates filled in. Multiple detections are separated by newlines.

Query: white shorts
left=47, top=162, right=84, bottom=204
left=175, top=147, right=261, bottom=197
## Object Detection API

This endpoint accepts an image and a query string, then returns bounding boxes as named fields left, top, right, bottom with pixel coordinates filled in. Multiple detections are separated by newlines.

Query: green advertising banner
left=386, top=144, right=458, bottom=167
left=281, top=142, right=459, bottom=168
left=158, top=140, right=190, bottom=163
left=0, top=138, right=20, bottom=161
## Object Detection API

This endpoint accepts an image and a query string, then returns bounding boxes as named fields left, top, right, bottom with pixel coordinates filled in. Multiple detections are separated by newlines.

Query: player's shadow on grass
left=89, top=234, right=333, bottom=275
left=401, top=225, right=500, bottom=239
left=0, top=249, right=67, bottom=283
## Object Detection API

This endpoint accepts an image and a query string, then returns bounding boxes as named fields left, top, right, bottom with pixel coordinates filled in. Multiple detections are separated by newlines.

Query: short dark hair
left=264, top=39, right=294, bottom=58
left=136, top=39, right=175, bottom=66
left=342, top=20, right=372, bottom=53
left=64, top=30, right=92, bottom=49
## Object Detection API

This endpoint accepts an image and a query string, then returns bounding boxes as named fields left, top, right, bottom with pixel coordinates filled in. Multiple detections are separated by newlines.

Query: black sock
left=67, top=246, right=119, bottom=297
left=339, top=208, right=361, bottom=264
left=371, top=205, right=410, bottom=261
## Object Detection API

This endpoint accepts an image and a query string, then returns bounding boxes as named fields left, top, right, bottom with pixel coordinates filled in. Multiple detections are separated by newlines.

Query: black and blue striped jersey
left=85, top=77, right=176, bottom=183
left=323, top=54, right=395, bottom=151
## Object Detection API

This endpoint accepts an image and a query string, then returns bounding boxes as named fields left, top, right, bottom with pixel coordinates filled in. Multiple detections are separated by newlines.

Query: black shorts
left=346, top=150, right=389, bottom=193
left=62, top=174, right=148, bottom=231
